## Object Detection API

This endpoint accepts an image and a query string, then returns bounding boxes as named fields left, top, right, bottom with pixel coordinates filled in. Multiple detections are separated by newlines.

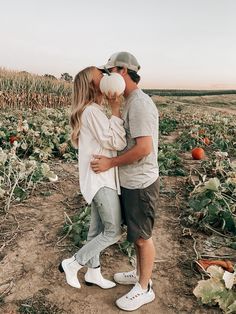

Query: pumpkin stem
left=103, top=67, right=111, bottom=76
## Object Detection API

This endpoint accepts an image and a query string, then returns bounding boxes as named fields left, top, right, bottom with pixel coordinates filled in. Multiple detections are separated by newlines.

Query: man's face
left=108, top=67, right=117, bottom=74
left=108, top=67, right=127, bottom=77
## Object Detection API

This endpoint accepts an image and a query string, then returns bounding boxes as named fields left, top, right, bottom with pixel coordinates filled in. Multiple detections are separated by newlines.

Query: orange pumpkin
left=197, top=259, right=234, bottom=273
left=198, top=129, right=205, bottom=135
left=9, top=135, right=19, bottom=144
left=202, top=137, right=210, bottom=145
left=192, top=147, right=205, bottom=160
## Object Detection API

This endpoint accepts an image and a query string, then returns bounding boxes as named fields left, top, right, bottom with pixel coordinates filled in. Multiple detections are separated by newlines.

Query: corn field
left=0, top=68, right=72, bottom=109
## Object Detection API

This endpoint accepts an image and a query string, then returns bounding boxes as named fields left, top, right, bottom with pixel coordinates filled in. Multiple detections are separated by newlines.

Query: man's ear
left=119, top=67, right=128, bottom=76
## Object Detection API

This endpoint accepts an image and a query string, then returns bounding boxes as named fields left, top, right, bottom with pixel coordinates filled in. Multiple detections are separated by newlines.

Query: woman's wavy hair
left=70, top=66, right=98, bottom=148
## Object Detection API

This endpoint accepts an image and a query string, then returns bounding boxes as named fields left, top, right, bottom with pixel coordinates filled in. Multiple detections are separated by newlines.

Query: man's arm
left=90, top=136, right=152, bottom=173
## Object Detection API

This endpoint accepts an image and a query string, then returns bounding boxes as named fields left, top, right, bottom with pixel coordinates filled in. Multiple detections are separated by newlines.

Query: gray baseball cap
left=98, top=51, right=141, bottom=72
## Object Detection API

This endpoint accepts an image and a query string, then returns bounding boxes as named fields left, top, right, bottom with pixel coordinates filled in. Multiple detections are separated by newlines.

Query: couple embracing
left=59, top=52, right=159, bottom=312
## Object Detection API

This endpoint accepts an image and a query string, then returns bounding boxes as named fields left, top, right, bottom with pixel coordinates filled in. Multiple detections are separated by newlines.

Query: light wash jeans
left=75, top=187, right=122, bottom=268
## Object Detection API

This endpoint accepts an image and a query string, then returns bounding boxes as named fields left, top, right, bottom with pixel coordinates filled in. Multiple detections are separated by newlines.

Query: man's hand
left=90, top=155, right=113, bottom=173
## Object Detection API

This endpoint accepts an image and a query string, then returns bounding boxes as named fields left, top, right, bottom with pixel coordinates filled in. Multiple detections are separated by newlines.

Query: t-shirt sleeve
left=129, top=100, right=154, bottom=138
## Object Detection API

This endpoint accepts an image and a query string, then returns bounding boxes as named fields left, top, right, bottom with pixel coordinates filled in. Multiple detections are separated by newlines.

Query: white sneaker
left=59, top=256, right=83, bottom=288
left=85, top=267, right=116, bottom=289
left=114, top=270, right=138, bottom=285
left=116, top=282, right=155, bottom=311
left=114, top=270, right=153, bottom=286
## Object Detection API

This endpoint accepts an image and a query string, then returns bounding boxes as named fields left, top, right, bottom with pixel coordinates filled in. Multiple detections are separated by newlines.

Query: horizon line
left=1, top=65, right=235, bottom=91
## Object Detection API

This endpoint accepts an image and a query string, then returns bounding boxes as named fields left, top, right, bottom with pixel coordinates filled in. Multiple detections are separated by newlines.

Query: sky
left=0, top=0, right=236, bottom=89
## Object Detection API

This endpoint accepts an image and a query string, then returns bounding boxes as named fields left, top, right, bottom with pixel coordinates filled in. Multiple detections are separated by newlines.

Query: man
left=91, top=51, right=159, bottom=311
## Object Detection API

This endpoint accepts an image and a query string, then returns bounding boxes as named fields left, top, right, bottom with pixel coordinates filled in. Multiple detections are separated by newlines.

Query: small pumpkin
left=202, top=137, right=210, bottom=145
left=100, top=73, right=125, bottom=97
left=9, top=135, right=19, bottom=144
left=197, top=259, right=234, bottom=273
left=198, top=129, right=205, bottom=135
left=191, top=147, right=205, bottom=160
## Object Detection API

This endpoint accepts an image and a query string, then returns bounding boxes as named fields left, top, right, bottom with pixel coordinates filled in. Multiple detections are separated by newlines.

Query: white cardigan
left=78, top=103, right=127, bottom=204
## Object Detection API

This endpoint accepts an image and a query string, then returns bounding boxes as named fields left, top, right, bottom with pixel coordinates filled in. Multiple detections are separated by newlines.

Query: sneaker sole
left=85, top=281, right=116, bottom=289
left=116, top=294, right=155, bottom=311
left=113, top=279, right=137, bottom=285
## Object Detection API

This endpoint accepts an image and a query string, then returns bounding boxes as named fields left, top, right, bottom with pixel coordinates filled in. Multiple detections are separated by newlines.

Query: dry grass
left=0, top=68, right=72, bottom=109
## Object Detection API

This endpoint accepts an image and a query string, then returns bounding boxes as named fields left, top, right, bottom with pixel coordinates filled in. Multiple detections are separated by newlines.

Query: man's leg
left=135, top=244, right=140, bottom=277
left=115, top=237, right=156, bottom=311
left=135, top=237, right=155, bottom=289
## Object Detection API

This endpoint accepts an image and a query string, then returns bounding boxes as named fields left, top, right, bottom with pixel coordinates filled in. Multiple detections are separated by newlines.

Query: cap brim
left=97, top=64, right=114, bottom=70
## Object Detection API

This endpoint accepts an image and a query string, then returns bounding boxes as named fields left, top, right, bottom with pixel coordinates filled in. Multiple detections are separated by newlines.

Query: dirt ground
left=1, top=165, right=225, bottom=314
left=1, top=103, right=235, bottom=314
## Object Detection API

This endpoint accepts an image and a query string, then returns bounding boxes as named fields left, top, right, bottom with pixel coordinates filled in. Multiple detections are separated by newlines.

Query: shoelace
left=126, top=282, right=152, bottom=300
left=125, top=286, right=144, bottom=300
left=123, top=273, right=136, bottom=278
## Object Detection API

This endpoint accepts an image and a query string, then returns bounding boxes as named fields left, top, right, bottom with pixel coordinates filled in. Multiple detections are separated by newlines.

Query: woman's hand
left=90, top=155, right=113, bottom=173
left=105, top=92, right=123, bottom=118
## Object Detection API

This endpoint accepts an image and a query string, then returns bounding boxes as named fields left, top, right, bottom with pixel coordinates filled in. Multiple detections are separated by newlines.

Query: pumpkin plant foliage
left=187, top=155, right=236, bottom=235
left=193, top=265, right=236, bottom=314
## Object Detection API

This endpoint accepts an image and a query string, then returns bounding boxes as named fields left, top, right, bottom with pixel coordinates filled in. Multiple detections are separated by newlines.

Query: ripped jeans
left=75, top=187, right=122, bottom=268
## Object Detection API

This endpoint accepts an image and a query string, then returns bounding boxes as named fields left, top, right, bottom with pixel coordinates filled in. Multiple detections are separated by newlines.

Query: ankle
left=92, top=265, right=100, bottom=269
left=139, top=281, right=149, bottom=291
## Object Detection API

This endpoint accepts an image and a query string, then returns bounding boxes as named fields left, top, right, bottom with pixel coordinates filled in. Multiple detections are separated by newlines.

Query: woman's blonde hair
left=70, top=66, right=98, bottom=148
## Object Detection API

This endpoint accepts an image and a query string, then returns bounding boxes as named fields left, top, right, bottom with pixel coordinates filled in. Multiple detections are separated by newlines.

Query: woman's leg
left=75, top=187, right=122, bottom=266
left=84, top=201, right=103, bottom=268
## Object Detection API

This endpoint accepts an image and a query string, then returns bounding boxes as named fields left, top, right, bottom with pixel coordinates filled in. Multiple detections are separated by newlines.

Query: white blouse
left=78, top=103, right=126, bottom=204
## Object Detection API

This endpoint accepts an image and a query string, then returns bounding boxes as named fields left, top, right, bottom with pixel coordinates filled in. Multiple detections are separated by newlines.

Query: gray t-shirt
left=118, top=89, right=159, bottom=189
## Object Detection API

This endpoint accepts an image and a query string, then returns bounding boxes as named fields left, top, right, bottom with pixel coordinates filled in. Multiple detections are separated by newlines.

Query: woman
left=59, top=66, right=126, bottom=290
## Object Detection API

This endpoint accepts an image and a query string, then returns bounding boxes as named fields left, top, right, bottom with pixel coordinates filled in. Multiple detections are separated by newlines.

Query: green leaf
left=228, top=242, right=236, bottom=250
left=31, top=168, right=44, bottom=183
left=193, top=277, right=225, bottom=304
left=220, top=211, right=236, bottom=233
left=216, top=290, right=236, bottom=313
left=200, top=198, right=212, bottom=208
left=189, top=199, right=202, bottom=211
left=73, top=234, right=83, bottom=246
left=227, top=301, right=236, bottom=314
left=72, top=224, right=82, bottom=235
left=194, top=266, right=236, bottom=313
left=13, top=186, right=27, bottom=201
